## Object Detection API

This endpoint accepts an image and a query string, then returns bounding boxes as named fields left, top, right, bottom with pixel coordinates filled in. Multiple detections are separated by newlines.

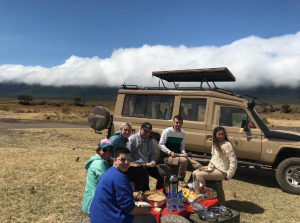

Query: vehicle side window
left=219, top=107, right=256, bottom=128
left=133, top=95, right=148, bottom=117
left=122, top=95, right=174, bottom=120
left=122, top=95, right=136, bottom=117
left=180, top=98, right=207, bottom=122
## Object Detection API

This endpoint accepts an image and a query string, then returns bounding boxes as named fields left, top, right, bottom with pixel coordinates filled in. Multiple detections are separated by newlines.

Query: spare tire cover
left=88, top=106, right=110, bottom=131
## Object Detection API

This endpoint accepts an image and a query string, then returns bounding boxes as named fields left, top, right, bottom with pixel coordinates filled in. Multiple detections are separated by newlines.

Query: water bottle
left=172, top=191, right=178, bottom=211
left=177, top=190, right=184, bottom=211
left=166, top=193, right=172, bottom=212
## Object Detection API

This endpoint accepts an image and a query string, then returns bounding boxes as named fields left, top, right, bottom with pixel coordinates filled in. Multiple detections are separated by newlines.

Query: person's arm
left=126, top=137, right=136, bottom=162
left=158, top=129, right=171, bottom=155
left=148, top=140, right=157, bottom=164
left=91, top=161, right=108, bottom=182
left=130, top=206, right=151, bottom=215
left=225, top=142, right=237, bottom=180
left=180, top=132, right=186, bottom=155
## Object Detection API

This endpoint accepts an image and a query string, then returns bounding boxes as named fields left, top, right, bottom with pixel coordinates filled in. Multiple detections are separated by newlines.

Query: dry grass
left=1, top=98, right=300, bottom=222
left=1, top=128, right=300, bottom=223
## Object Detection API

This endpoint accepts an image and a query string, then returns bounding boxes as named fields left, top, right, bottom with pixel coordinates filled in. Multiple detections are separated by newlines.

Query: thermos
left=169, top=175, right=178, bottom=195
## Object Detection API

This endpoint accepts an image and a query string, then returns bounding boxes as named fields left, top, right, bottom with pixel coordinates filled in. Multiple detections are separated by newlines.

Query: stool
left=206, top=181, right=225, bottom=206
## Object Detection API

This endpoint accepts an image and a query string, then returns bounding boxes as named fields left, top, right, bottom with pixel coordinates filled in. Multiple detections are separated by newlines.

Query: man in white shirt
left=159, top=115, right=201, bottom=181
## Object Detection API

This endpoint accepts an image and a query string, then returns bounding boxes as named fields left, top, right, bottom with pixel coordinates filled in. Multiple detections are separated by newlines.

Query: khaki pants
left=192, top=169, right=226, bottom=187
left=164, top=156, right=201, bottom=181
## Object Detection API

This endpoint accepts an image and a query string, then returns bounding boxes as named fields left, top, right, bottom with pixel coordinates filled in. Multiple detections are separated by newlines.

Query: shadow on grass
left=233, top=166, right=279, bottom=189
left=225, top=200, right=264, bottom=214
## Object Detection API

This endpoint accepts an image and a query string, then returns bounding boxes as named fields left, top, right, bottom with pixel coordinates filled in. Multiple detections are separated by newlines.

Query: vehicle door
left=216, top=105, right=262, bottom=161
left=178, top=96, right=208, bottom=153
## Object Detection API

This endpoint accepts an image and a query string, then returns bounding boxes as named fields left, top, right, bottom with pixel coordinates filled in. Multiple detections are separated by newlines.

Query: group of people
left=82, top=114, right=238, bottom=223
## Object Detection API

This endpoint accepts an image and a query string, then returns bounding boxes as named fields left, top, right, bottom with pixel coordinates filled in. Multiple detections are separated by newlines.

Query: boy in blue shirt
left=90, top=147, right=156, bottom=223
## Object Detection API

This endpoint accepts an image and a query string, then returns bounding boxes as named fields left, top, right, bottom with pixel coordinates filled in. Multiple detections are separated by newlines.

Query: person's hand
left=150, top=161, right=156, bottom=168
left=170, top=151, right=176, bottom=158
left=182, top=151, right=188, bottom=157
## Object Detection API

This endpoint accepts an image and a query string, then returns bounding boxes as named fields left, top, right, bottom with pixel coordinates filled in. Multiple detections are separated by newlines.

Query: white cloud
left=1, top=32, right=300, bottom=88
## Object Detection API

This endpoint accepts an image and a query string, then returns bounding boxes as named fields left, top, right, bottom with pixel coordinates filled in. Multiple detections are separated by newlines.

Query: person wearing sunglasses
left=90, top=147, right=156, bottom=223
left=126, top=122, right=166, bottom=191
left=82, top=139, right=114, bottom=214
left=109, top=123, right=132, bottom=152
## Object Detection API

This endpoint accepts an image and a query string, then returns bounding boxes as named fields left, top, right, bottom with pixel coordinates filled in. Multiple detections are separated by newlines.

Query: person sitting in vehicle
left=159, top=115, right=201, bottom=181
left=126, top=122, right=166, bottom=191
left=82, top=139, right=114, bottom=214
left=192, top=126, right=237, bottom=187
left=109, top=123, right=132, bottom=150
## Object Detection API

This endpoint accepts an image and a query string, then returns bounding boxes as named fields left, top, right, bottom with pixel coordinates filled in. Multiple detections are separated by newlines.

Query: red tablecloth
left=149, top=188, right=220, bottom=223
left=150, top=198, right=220, bottom=223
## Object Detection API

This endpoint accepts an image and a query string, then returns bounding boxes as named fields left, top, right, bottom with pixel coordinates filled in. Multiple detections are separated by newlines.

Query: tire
left=153, top=139, right=164, bottom=164
left=276, top=157, right=300, bottom=194
left=88, top=106, right=111, bottom=131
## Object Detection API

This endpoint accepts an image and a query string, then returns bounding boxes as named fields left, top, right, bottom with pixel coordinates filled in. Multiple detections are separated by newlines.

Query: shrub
left=0, top=106, right=9, bottom=111
left=17, top=95, right=33, bottom=105
left=261, top=117, right=269, bottom=124
left=281, top=104, right=291, bottom=113
left=61, top=107, right=71, bottom=114
left=73, top=98, right=86, bottom=107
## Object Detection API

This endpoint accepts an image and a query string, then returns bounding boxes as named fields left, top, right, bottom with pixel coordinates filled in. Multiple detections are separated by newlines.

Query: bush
left=281, top=104, right=291, bottom=113
left=261, top=117, right=269, bottom=124
left=73, top=98, right=86, bottom=107
left=61, top=107, right=71, bottom=114
left=0, top=106, right=9, bottom=111
left=17, top=95, right=33, bottom=105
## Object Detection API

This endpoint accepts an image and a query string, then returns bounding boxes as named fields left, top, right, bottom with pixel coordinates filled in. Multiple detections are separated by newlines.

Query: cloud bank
left=1, top=32, right=300, bottom=88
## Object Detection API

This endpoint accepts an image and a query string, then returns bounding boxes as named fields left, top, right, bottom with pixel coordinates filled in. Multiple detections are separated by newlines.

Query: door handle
left=243, top=135, right=257, bottom=139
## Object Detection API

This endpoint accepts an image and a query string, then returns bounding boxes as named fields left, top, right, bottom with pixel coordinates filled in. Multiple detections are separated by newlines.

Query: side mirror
left=241, top=120, right=249, bottom=132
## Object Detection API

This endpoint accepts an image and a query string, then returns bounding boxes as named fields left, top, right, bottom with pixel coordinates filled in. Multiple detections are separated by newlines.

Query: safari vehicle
left=88, top=67, right=300, bottom=194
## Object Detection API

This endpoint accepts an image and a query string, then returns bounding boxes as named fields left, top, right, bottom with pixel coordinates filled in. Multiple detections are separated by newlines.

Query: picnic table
left=149, top=189, right=240, bottom=223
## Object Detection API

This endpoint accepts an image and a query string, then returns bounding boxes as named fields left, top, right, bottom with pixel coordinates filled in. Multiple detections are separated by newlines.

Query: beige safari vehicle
left=88, top=67, right=300, bottom=194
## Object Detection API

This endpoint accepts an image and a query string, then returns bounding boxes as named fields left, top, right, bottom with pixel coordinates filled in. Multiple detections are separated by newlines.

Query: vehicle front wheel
left=276, top=157, right=300, bottom=194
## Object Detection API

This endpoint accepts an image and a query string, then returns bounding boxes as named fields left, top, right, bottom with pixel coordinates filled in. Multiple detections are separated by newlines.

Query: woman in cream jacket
left=193, top=126, right=237, bottom=187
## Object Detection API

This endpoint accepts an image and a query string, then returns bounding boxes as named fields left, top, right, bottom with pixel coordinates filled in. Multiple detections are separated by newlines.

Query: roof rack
left=121, top=67, right=257, bottom=101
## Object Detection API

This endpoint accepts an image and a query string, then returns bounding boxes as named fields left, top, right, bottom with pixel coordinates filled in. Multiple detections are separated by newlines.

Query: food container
left=134, top=201, right=152, bottom=209
left=178, top=181, right=187, bottom=191
left=201, top=188, right=217, bottom=200
left=133, top=191, right=145, bottom=200
left=145, top=192, right=166, bottom=208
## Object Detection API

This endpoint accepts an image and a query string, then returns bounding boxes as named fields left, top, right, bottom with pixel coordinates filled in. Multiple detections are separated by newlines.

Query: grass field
left=1, top=98, right=300, bottom=222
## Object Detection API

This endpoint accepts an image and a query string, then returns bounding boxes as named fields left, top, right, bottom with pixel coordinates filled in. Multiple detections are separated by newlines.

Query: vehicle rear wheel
left=153, top=139, right=164, bottom=164
left=276, top=157, right=300, bottom=194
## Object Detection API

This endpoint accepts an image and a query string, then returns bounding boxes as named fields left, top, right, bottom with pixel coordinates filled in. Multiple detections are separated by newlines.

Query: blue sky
left=0, top=0, right=300, bottom=87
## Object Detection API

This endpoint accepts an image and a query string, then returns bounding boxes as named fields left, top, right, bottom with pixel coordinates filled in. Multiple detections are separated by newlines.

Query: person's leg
left=132, top=214, right=156, bottom=223
left=193, top=169, right=226, bottom=187
left=187, top=157, right=201, bottom=170
left=177, top=157, right=188, bottom=181
left=187, top=158, right=202, bottom=181
left=164, top=157, right=188, bottom=181
left=146, top=166, right=166, bottom=189
left=141, top=167, right=150, bottom=191
left=125, top=167, right=146, bottom=191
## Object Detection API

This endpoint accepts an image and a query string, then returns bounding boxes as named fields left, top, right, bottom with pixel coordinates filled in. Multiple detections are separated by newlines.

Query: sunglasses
left=102, top=147, right=114, bottom=153
left=116, top=157, right=132, bottom=163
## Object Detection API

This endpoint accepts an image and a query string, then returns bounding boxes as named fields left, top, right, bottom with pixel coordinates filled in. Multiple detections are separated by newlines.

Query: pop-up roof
left=152, top=67, right=235, bottom=82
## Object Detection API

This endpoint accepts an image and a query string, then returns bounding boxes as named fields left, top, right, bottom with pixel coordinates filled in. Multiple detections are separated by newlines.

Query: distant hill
left=0, top=82, right=299, bottom=104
